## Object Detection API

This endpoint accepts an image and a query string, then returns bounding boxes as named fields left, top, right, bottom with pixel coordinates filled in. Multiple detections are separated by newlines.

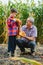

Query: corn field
left=0, top=0, right=43, bottom=44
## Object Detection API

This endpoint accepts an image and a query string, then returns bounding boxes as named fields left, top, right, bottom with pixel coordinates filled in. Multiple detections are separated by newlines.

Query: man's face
left=26, top=20, right=32, bottom=28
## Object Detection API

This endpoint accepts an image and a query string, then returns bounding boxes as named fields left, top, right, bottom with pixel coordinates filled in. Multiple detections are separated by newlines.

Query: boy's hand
left=16, top=19, right=22, bottom=26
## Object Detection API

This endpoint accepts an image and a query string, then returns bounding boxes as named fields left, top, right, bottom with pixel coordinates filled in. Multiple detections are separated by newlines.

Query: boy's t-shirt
left=7, top=16, right=18, bottom=36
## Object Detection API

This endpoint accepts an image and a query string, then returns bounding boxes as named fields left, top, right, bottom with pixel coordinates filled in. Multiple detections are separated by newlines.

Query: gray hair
left=27, top=17, right=34, bottom=23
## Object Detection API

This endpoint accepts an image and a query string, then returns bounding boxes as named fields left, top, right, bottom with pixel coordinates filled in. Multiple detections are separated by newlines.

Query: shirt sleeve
left=20, top=25, right=25, bottom=31
left=7, top=19, right=16, bottom=27
left=31, top=27, right=37, bottom=37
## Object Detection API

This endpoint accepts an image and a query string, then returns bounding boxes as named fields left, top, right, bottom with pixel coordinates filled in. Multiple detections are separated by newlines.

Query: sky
left=0, top=0, right=42, bottom=5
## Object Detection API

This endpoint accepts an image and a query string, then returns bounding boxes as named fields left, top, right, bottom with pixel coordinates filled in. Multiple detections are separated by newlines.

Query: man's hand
left=19, top=31, right=26, bottom=37
left=19, top=31, right=36, bottom=41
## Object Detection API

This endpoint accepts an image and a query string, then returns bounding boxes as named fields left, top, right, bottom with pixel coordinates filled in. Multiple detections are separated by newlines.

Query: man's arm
left=20, top=26, right=37, bottom=41
left=25, top=36, right=36, bottom=41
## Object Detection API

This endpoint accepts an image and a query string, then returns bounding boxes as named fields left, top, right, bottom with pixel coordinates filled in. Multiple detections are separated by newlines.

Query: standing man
left=17, top=17, right=37, bottom=56
left=7, top=8, right=21, bottom=57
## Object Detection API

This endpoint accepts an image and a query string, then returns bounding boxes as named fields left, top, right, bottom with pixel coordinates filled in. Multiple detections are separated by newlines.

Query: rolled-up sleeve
left=7, top=19, right=15, bottom=27
left=20, top=25, right=26, bottom=31
left=31, top=28, right=37, bottom=37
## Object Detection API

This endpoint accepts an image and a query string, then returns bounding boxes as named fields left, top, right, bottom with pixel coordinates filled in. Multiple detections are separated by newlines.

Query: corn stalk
left=10, top=57, right=42, bottom=65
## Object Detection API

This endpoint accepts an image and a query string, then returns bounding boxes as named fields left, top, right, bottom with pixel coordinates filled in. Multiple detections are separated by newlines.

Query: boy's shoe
left=11, top=54, right=14, bottom=57
left=7, top=52, right=11, bottom=57
left=4, top=52, right=11, bottom=58
left=11, top=52, right=14, bottom=57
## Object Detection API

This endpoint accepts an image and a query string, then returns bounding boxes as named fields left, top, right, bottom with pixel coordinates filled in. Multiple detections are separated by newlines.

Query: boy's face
left=11, top=12, right=17, bottom=17
left=13, top=12, right=17, bottom=17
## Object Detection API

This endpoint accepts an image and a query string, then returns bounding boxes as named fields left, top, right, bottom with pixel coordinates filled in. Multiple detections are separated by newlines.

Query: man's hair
left=11, top=8, right=17, bottom=13
left=27, top=17, right=34, bottom=23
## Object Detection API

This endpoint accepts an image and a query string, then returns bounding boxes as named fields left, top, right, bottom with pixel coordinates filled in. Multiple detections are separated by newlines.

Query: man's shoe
left=20, top=52, right=27, bottom=55
left=31, top=52, right=35, bottom=57
left=28, top=52, right=35, bottom=56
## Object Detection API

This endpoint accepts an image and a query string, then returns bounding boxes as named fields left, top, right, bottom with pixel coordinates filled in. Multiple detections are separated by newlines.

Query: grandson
left=7, top=8, right=21, bottom=57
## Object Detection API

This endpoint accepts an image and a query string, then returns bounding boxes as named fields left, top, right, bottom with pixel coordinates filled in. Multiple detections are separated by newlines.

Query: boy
left=7, top=8, right=21, bottom=57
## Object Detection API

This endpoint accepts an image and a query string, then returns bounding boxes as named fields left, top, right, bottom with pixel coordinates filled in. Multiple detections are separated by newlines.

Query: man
left=17, top=17, right=37, bottom=56
left=7, top=8, right=21, bottom=57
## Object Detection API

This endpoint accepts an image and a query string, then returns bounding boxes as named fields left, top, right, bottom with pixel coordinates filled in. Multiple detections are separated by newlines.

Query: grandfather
left=17, top=17, right=37, bottom=55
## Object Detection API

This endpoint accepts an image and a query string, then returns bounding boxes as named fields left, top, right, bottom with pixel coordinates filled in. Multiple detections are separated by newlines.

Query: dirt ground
left=0, top=44, right=43, bottom=65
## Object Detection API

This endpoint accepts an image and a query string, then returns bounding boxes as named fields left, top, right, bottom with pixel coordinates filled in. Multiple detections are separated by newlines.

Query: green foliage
left=0, top=24, right=4, bottom=43
left=0, top=2, right=6, bottom=43
left=0, top=0, right=43, bottom=43
left=31, top=4, right=43, bottom=43
left=17, top=3, right=29, bottom=25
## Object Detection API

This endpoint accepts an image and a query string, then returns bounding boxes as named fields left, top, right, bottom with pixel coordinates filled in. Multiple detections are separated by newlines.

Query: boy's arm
left=16, top=19, right=22, bottom=26
left=7, top=18, right=15, bottom=27
left=7, top=19, right=12, bottom=27
left=16, top=19, right=22, bottom=35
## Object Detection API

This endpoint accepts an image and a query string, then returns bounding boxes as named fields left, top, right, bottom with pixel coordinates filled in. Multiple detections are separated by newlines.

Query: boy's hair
left=11, top=8, right=17, bottom=13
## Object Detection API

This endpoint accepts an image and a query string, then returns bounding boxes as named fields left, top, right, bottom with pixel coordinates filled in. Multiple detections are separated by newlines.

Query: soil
left=0, top=44, right=43, bottom=65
